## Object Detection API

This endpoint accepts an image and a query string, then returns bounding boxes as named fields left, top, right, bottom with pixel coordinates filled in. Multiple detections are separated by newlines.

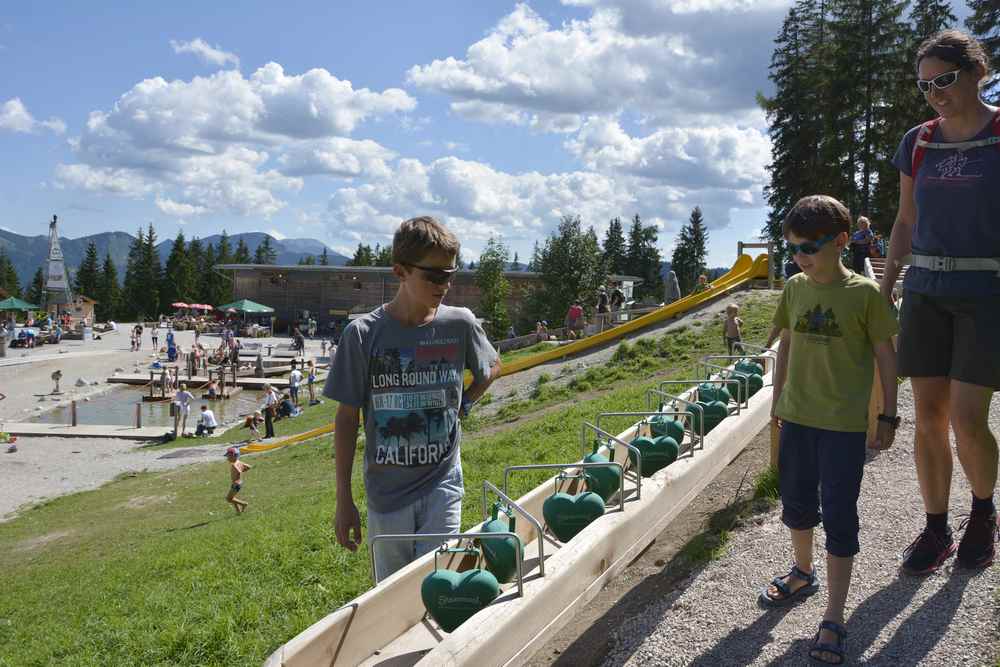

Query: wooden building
left=215, top=264, right=639, bottom=332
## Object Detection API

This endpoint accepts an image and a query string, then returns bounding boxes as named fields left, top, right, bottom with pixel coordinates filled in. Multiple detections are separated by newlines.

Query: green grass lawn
left=0, top=293, right=779, bottom=666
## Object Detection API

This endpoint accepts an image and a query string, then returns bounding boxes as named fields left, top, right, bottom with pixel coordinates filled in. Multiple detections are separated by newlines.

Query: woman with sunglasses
left=882, top=29, right=1000, bottom=576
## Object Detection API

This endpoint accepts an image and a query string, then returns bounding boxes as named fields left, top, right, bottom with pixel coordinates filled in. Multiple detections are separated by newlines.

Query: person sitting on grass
left=760, top=195, right=899, bottom=665
left=196, top=405, right=218, bottom=437
left=224, top=447, right=251, bottom=514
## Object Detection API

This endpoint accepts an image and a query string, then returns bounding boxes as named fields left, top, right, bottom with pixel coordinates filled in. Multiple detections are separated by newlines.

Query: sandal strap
left=769, top=576, right=791, bottom=597
left=818, top=620, right=847, bottom=639
left=791, top=564, right=816, bottom=584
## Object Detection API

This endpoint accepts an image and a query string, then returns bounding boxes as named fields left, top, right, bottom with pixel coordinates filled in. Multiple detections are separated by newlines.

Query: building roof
left=214, top=263, right=642, bottom=283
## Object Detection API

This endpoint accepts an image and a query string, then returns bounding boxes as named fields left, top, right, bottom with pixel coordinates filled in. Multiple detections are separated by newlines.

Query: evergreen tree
left=187, top=237, right=204, bottom=300
left=348, top=243, right=373, bottom=266
left=528, top=241, right=542, bottom=271
left=511, top=251, right=520, bottom=269
left=26, top=267, right=45, bottom=305
left=625, top=214, right=663, bottom=299
left=298, top=255, right=316, bottom=265
left=0, top=247, right=20, bottom=298
left=475, top=237, right=511, bottom=340
left=216, top=230, right=233, bottom=265
left=671, top=207, right=709, bottom=295
left=95, top=252, right=122, bottom=321
left=162, top=231, right=197, bottom=307
left=966, top=0, right=1000, bottom=104
left=233, top=238, right=252, bottom=264
left=602, top=217, right=628, bottom=276
left=319, top=247, right=330, bottom=266
left=527, top=215, right=607, bottom=325
left=253, top=236, right=277, bottom=265
left=122, top=228, right=145, bottom=320
left=140, top=224, right=163, bottom=317
left=911, top=0, right=956, bottom=40
left=73, top=241, right=100, bottom=298
left=374, top=244, right=393, bottom=266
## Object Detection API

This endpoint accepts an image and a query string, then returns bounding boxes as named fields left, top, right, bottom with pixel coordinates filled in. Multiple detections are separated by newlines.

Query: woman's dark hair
left=916, top=29, right=990, bottom=78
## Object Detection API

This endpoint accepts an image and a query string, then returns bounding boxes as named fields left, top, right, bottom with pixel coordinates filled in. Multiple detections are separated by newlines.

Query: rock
left=90, top=380, right=100, bottom=386
left=75, top=378, right=88, bottom=387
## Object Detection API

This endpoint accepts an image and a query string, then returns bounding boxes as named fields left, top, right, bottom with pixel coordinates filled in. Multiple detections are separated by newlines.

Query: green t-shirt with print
left=773, top=272, right=898, bottom=433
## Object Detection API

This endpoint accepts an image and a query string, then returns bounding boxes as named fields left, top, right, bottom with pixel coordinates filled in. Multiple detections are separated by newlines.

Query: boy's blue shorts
left=779, top=421, right=867, bottom=557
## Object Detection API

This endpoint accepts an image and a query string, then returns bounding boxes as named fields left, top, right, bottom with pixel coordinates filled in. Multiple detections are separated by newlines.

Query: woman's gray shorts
left=898, top=290, right=1000, bottom=390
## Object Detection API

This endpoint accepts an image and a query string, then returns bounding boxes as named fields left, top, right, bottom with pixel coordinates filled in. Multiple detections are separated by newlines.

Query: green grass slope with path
left=0, top=294, right=778, bottom=666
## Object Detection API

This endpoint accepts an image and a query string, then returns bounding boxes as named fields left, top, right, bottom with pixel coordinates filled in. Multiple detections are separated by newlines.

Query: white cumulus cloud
left=155, top=197, right=209, bottom=217
left=170, top=38, right=240, bottom=68
left=1, top=98, right=66, bottom=134
left=57, top=64, right=415, bottom=218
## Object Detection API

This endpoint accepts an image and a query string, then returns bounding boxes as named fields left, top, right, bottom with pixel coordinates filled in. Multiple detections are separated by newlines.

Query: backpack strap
left=910, top=117, right=942, bottom=177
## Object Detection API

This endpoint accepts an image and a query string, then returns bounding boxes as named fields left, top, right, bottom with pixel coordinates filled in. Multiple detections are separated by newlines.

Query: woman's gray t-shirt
left=323, top=305, right=498, bottom=513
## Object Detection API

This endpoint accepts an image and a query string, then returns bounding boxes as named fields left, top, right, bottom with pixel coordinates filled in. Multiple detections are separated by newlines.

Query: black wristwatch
left=877, top=413, right=900, bottom=429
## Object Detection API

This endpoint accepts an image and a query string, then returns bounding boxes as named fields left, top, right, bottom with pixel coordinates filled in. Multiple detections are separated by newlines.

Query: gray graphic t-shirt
left=323, top=304, right=498, bottom=513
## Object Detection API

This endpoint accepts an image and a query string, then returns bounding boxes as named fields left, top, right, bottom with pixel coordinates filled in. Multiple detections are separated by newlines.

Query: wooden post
left=136, top=403, right=142, bottom=428
left=71, top=400, right=77, bottom=427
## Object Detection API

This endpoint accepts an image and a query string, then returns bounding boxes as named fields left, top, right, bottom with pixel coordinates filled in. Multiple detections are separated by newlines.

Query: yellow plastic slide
left=500, top=253, right=769, bottom=376
left=236, top=253, right=769, bottom=454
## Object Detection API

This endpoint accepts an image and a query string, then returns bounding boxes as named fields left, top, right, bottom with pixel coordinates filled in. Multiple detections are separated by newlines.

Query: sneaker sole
left=956, top=550, right=995, bottom=570
left=901, top=543, right=957, bottom=576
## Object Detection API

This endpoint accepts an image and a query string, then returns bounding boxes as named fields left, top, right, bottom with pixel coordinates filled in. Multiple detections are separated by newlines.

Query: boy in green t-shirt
left=758, top=195, right=899, bottom=665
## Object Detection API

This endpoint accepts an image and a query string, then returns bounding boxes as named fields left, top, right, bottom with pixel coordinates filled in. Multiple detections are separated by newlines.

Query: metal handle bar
left=503, top=462, right=626, bottom=514
left=701, top=353, right=774, bottom=387
left=646, top=387, right=705, bottom=448
left=696, top=362, right=750, bottom=408
left=370, top=531, right=524, bottom=597
left=594, top=410, right=696, bottom=461
left=580, top=421, right=642, bottom=499
left=481, top=480, right=546, bottom=577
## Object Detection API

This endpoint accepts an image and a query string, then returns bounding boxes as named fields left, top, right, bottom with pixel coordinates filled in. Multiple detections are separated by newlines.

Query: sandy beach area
left=0, top=325, right=329, bottom=521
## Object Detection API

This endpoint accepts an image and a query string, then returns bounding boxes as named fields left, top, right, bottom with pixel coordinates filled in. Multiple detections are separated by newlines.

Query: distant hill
left=0, top=228, right=348, bottom=286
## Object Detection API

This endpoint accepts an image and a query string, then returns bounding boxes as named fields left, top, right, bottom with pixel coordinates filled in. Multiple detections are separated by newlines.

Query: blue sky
left=0, top=1, right=969, bottom=268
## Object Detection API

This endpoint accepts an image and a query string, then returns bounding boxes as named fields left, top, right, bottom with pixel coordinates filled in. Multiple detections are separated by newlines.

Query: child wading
left=325, top=216, right=501, bottom=581
left=761, top=195, right=899, bottom=665
left=224, top=447, right=252, bottom=513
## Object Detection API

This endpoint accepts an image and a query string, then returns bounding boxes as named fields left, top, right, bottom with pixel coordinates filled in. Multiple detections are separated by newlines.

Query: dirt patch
left=120, top=494, right=174, bottom=511
left=14, top=529, right=75, bottom=552
left=526, top=423, right=773, bottom=667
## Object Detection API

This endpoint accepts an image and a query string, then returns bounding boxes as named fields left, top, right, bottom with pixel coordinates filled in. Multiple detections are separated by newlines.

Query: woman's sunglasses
left=916, top=69, right=960, bottom=94
left=786, top=233, right=837, bottom=256
left=403, top=263, right=458, bottom=285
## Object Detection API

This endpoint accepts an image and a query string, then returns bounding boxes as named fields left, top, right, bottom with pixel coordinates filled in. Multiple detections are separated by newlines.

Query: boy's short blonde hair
left=726, top=303, right=739, bottom=314
left=392, top=216, right=461, bottom=266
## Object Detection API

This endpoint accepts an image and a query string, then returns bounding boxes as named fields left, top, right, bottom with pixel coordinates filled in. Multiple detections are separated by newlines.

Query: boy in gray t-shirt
left=325, top=216, right=500, bottom=580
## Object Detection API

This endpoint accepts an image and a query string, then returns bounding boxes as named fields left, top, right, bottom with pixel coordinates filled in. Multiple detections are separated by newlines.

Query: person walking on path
left=881, top=29, right=1000, bottom=576
left=664, top=270, right=681, bottom=305
left=151, top=326, right=159, bottom=353
left=325, top=216, right=500, bottom=581
left=849, top=216, right=875, bottom=274
left=761, top=195, right=899, bottom=665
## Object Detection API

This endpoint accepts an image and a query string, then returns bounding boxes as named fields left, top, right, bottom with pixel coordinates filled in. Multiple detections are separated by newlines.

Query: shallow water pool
left=30, top=386, right=268, bottom=428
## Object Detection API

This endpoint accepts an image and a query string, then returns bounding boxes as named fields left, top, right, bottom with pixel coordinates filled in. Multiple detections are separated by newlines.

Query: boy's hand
left=868, top=422, right=896, bottom=451
left=334, top=501, right=363, bottom=552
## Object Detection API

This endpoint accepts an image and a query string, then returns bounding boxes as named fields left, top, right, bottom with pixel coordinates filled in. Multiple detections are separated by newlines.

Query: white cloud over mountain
left=0, top=98, right=66, bottom=135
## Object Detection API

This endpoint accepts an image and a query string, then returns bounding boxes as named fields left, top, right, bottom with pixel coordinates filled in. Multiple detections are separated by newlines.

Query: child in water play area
left=723, top=303, right=744, bottom=355
left=224, top=447, right=251, bottom=513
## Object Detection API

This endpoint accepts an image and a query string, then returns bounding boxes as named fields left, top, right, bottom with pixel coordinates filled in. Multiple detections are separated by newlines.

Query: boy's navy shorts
left=779, top=421, right=866, bottom=557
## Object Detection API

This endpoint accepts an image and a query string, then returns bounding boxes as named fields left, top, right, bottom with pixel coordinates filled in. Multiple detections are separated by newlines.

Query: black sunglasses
left=786, top=233, right=837, bottom=256
left=403, top=263, right=458, bottom=285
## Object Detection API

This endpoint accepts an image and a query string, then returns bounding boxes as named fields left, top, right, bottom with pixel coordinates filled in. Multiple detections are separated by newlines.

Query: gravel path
left=602, top=381, right=1000, bottom=666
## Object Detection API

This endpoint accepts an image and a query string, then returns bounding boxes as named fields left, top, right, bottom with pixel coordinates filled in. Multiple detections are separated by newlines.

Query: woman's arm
left=881, top=173, right=916, bottom=298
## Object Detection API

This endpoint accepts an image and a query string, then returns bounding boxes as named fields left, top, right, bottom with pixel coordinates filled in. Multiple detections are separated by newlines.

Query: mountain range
left=0, top=228, right=349, bottom=286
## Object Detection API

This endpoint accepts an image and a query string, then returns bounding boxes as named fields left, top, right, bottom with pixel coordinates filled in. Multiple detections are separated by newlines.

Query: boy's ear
left=391, top=263, right=408, bottom=281
left=834, top=231, right=849, bottom=248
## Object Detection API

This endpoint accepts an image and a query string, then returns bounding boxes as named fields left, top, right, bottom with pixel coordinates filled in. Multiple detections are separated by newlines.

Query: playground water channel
left=28, top=386, right=264, bottom=429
